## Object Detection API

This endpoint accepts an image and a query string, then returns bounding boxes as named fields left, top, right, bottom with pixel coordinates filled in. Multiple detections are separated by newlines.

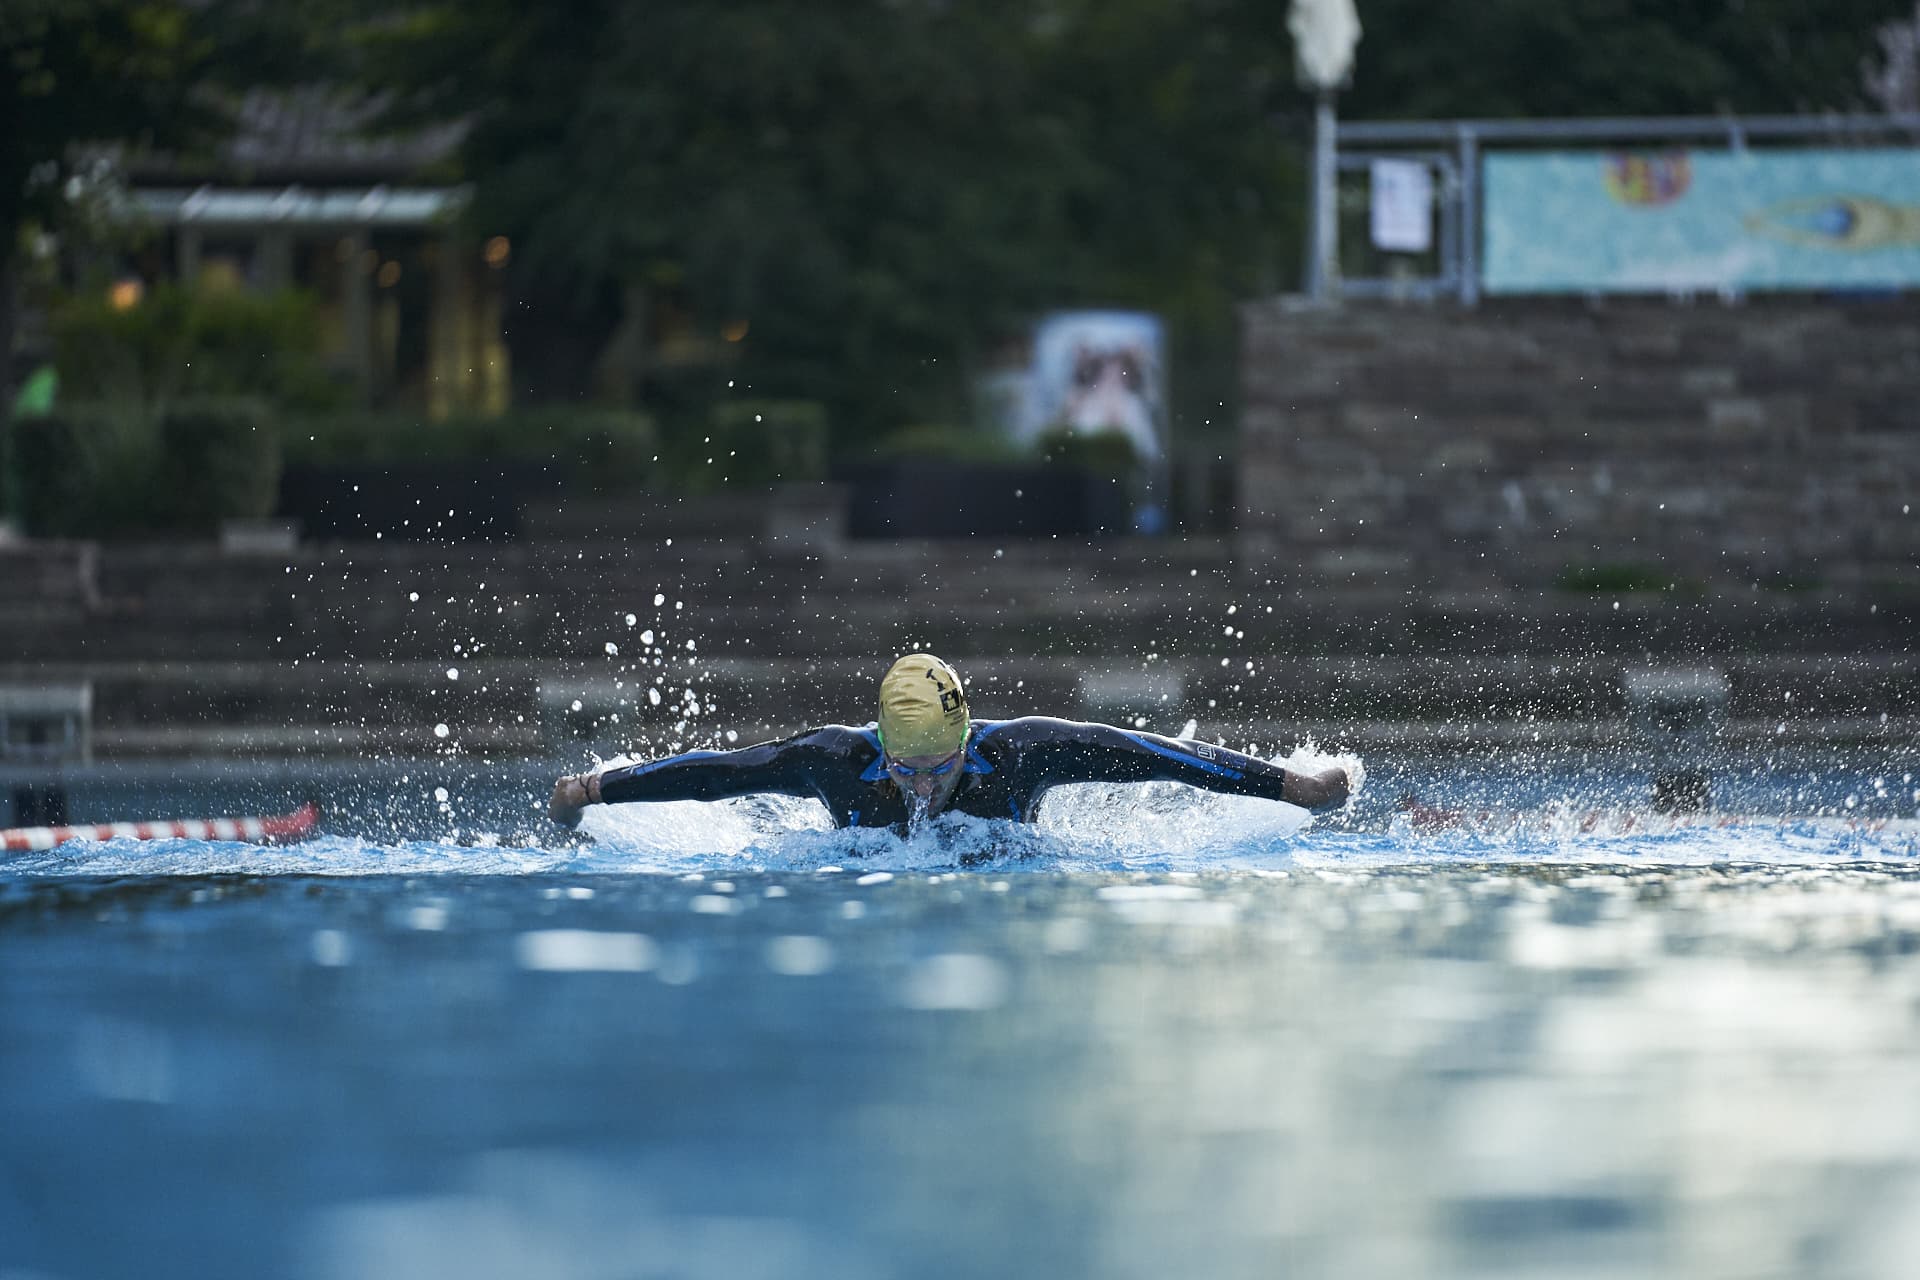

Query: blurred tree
left=1, top=1, right=210, bottom=519
left=1344, top=0, right=1916, bottom=120
left=0, top=0, right=311, bottom=522
left=1023, top=0, right=1302, bottom=449
left=346, top=0, right=1909, bottom=454
left=352, top=0, right=1301, bottom=449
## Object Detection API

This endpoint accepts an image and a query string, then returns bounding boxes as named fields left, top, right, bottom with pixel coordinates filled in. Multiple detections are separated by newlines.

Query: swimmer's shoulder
left=967, top=716, right=1090, bottom=752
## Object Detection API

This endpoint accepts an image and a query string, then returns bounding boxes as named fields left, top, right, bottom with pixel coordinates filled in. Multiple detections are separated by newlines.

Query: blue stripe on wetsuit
left=857, top=727, right=888, bottom=783
left=966, top=722, right=1011, bottom=773
left=1121, top=733, right=1244, bottom=779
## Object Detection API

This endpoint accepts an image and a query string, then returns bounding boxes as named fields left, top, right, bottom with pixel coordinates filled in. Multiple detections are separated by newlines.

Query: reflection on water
left=4, top=863, right=1920, bottom=1279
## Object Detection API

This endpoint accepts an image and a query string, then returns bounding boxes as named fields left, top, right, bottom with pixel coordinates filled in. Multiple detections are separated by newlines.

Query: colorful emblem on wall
left=1604, top=152, right=1692, bottom=207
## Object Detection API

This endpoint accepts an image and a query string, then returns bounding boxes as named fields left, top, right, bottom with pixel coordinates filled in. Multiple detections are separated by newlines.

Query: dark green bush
left=867, top=424, right=1025, bottom=465
left=11, top=398, right=278, bottom=537
left=1033, top=425, right=1140, bottom=477
left=651, top=400, right=830, bottom=492
left=10, top=409, right=107, bottom=537
left=283, top=408, right=657, bottom=492
left=157, top=399, right=280, bottom=528
left=686, top=400, right=829, bottom=491
left=51, top=283, right=349, bottom=413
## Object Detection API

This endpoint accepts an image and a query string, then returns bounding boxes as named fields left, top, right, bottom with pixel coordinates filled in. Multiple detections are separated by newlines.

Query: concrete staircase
left=3, top=536, right=1915, bottom=760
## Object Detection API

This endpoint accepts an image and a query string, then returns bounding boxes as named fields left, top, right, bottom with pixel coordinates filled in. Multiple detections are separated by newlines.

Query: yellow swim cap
left=878, top=653, right=970, bottom=758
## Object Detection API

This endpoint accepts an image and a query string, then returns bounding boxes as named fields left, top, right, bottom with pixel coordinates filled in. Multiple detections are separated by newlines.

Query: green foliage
left=1343, top=0, right=1915, bottom=120
left=156, top=398, right=280, bottom=526
left=51, top=282, right=349, bottom=414
left=690, top=400, right=829, bottom=491
left=345, top=0, right=1301, bottom=449
left=868, top=422, right=1140, bottom=475
left=9, top=407, right=100, bottom=534
left=283, top=407, right=657, bottom=493
left=337, top=0, right=1908, bottom=460
left=11, top=397, right=276, bottom=537
left=2, top=0, right=231, bottom=520
left=867, top=425, right=1026, bottom=465
left=1, top=2, right=218, bottom=231
left=1034, top=426, right=1141, bottom=478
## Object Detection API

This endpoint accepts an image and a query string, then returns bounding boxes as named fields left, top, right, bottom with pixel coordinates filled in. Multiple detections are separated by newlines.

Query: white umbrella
left=1289, top=0, right=1362, bottom=91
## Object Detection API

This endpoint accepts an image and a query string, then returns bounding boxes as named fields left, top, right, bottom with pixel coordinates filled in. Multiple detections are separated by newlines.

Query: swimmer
left=549, top=653, right=1351, bottom=830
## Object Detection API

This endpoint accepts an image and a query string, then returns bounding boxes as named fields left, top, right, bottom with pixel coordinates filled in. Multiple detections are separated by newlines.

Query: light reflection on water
left=4, top=860, right=1920, bottom=1279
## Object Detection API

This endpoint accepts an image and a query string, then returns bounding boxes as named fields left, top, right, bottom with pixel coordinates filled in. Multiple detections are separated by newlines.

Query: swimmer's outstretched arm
left=548, top=730, right=848, bottom=827
left=1004, top=718, right=1350, bottom=811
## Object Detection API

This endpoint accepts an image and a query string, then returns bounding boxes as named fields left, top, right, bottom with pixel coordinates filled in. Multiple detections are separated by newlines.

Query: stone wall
left=1239, top=297, right=1920, bottom=592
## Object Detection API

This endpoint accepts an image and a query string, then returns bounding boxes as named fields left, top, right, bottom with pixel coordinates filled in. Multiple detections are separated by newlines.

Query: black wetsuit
left=596, top=717, right=1316, bottom=830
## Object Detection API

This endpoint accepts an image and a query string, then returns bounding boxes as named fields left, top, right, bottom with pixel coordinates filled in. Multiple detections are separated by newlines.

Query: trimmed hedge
left=868, top=424, right=1025, bottom=464
left=12, top=398, right=278, bottom=538
left=52, top=284, right=348, bottom=413
left=662, top=399, right=830, bottom=493
left=282, top=408, right=658, bottom=494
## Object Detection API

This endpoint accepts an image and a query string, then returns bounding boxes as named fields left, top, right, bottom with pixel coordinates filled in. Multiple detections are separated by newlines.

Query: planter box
left=277, top=461, right=565, bottom=541
left=834, top=460, right=1132, bottom=539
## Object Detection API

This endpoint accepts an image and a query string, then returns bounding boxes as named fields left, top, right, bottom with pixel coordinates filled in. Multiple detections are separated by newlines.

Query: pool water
left=4, top=748, right=1920, bottom=1279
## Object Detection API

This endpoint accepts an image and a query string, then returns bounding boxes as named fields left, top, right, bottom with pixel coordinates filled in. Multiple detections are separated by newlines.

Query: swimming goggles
left=884, top=751, right=961, bottom=779
left=877, top=727, right=964, bottom=778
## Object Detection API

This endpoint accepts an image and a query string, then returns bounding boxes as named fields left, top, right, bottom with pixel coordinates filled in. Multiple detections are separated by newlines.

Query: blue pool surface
left=5, top=745, right=1920, bottom=1279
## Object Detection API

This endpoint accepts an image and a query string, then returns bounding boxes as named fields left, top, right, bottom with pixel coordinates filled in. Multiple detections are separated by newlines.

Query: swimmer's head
left=877, top=653, right=970, bottom=760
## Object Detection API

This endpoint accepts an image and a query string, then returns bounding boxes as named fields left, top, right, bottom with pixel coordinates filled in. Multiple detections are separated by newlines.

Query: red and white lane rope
left=1, top=801, right=321, bottom=853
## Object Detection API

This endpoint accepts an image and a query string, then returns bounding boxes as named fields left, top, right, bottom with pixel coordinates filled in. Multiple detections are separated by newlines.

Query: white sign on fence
left=1370, top=159, right=1433, bottom=253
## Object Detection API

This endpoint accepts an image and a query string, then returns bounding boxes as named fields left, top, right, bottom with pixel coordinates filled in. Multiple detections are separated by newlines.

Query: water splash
left=7, top=746, right=1915, bottom=878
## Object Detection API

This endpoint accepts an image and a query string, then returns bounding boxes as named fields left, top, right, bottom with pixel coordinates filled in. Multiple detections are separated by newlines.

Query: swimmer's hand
left=548, top=773, right=600, bottom=827
left=1285, top=765, right=1351, bottom=810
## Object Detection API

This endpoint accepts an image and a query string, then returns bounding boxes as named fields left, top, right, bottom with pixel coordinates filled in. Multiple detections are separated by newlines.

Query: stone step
left=6, top=654, right=1910, bottom=763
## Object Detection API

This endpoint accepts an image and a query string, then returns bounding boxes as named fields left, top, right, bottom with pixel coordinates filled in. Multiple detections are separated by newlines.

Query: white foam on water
left=6, top=745, right=1916, bottom=877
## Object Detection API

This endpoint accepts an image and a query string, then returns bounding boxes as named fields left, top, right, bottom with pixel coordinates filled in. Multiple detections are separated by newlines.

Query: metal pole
left=1311, top=88, right=1339, bottom=302
left=1458, top=124, right=1479, bottom=307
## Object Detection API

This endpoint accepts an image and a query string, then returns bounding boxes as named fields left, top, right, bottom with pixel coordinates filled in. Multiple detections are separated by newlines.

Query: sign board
left=1370, top=159, right=1433, bottom=253
left=1483, top=147, right=1920, bottom=293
